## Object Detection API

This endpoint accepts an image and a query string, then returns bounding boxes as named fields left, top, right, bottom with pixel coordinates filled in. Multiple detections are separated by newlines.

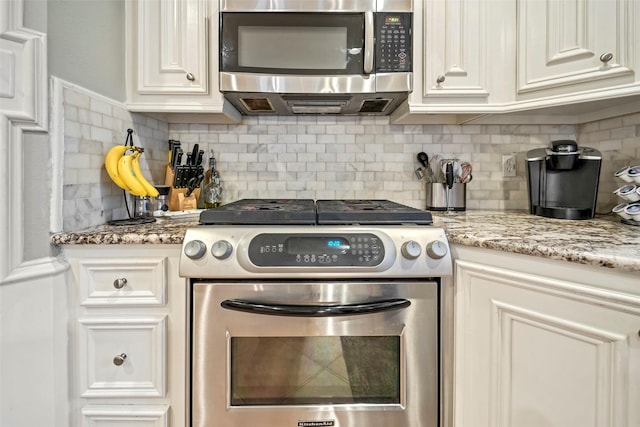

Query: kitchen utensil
left=415, top=167, right=425, bottom=180
left=459, top=162, right=473, bottom=183
left=442, top=161, right=462, bottom=183
left=445, top=162, right=454, bottom=189
left=417, top=152, right=429, bottom=167
left=429, top=154, right=443, bottom=182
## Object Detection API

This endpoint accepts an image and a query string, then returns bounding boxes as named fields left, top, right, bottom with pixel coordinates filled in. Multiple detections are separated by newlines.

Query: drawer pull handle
left=599, top=52, right=613, bottom=64
left=113, top=278, right=127, bottom=289
left=186, top=72, right=195, bottom=81
left=113, top=353, right=127, bottom=366
left=436, top=75, right=446, bottom=84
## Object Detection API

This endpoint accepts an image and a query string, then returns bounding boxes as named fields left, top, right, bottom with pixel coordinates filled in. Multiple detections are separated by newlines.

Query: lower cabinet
left=63, top=245, right=186, bottom=427
left=452, top=245, right=640, bottom=427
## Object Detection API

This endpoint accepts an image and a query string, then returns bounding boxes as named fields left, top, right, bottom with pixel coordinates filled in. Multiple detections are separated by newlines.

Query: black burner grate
left=198, top=199, right=432, bottom=225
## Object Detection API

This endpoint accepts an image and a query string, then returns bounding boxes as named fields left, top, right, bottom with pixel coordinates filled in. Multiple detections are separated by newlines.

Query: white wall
left=47, top=0, right=126, bottom=102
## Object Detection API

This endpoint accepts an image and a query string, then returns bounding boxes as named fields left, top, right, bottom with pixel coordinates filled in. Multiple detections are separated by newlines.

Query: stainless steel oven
left=180, top=200, right=452, bottom=427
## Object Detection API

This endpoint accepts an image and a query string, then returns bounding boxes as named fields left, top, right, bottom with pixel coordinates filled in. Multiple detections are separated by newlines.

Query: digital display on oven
left=286, top=236, right=350, bottom=255
left=247, top=233, right=385, bottom=267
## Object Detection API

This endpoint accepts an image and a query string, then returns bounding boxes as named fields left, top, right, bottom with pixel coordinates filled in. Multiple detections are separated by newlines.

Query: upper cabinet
left=393, top=0, right=640, bottom=125
left=414, top=0, right=514, bottom=107
left=517, top=0, right=636, bottom=99
left=125, top=0, right=240, bottom=123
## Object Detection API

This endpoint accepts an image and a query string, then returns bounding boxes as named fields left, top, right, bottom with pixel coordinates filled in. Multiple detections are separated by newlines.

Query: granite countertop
left=51, top=210, right=640, bottom=273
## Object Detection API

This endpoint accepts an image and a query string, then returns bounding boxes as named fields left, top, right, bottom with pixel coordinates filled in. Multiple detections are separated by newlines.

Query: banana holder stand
left=164, top=165, right=200, bottom=211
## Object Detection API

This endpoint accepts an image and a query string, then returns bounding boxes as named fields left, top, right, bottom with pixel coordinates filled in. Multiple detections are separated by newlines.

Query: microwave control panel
left=375, top=13, right=412, bottom=73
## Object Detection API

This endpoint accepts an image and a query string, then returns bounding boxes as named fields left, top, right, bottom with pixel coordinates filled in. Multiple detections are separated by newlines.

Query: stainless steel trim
left=364, top=11, right=374, bottom=74
left=221, top=0, right=376, bottom=12
left=221, top=72, right=412, bottom=94
left=220, top=0, right=412, bottom=13
left=376, top=72, right=413, bottom=92
left=221, top=71, right=378, bottom=94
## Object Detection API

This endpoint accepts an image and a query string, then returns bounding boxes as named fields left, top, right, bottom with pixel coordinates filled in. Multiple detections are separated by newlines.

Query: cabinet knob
left=436, top=75, right=446, bottom=84
left=186, top=72, right=195, bottom=81
left=113, top=353, right=127, bottom=366
left=599, top=52, right=613, bottom=64
left=113, top=278, right=127, bottom=289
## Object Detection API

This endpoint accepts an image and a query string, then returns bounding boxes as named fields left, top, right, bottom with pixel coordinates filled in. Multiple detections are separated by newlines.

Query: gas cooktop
left=198, top=199, right=433, bottom=225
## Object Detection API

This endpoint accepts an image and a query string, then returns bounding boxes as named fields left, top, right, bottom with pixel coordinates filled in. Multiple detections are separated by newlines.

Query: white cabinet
left=64, top=245, right=187, bottom=427
left=452, top=246, right=640, bottom=427
left=393, top=0, right=517, bottom=123
left=126, top=0, right=240, bottom=123
left=516, top=0, right=638, bottom=100
left=419, top=0, right=508, bottom=105
left=392, top=0, right=640, bottom=125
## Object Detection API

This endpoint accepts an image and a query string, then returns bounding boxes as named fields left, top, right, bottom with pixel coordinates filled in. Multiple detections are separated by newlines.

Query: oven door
left=191, top=280, right=439, bottom=427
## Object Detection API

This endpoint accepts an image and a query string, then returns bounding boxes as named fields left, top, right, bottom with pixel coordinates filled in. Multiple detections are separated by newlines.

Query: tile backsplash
left=169, top=119, right=576, bottom=210
left=59, top=82, right=640, bottom=231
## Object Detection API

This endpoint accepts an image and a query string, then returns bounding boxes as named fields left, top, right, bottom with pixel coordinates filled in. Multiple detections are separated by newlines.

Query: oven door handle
left=220, top=298, right=411, bottom=317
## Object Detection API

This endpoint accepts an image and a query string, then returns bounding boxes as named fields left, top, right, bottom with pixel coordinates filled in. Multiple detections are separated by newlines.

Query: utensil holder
left=426, top=183, right=466, bottom=211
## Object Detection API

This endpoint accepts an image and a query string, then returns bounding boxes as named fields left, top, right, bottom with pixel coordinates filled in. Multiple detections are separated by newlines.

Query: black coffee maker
left=526, top=140, right=602, bottom=220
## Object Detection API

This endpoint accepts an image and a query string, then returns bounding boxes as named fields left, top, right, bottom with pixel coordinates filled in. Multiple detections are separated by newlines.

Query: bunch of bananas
left=105, top=145, right=159, bottom=198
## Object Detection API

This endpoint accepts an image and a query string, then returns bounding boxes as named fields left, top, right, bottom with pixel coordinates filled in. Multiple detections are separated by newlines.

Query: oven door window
left=221, top=13, right=365, bottom=74
left=230, top=336, right=400, bottom=405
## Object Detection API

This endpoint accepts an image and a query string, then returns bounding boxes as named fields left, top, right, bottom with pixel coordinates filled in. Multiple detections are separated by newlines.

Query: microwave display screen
left=238, top=26, right=348, bottom=70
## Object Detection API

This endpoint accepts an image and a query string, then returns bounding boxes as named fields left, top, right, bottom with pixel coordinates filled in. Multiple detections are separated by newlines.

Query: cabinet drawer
left=78, top=258, right=166, bottom=306
left=82, top=405, right=168, bottom=426
left=78, top=316, right=166, bottom=398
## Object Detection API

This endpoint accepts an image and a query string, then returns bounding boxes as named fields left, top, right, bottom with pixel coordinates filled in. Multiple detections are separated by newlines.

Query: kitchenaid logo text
left=297, top=421, right=335, bottom=427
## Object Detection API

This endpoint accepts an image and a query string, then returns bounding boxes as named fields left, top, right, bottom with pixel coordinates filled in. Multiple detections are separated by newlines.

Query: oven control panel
left=248, top=233, right=385, bottom=267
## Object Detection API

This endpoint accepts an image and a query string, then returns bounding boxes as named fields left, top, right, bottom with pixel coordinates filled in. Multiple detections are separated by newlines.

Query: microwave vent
left=240, top=97, right=275, bottom=113
left=359, top=99, right=392, bottom=113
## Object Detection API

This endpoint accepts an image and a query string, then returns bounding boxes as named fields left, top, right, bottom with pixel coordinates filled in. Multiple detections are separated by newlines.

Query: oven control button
left=401, top=240, right=422, bottom=259
left=426, top=240, right=448, bottom=259
left=184, top=240, right=207, bottom=259
left=211, top=240, right=233, bottom=259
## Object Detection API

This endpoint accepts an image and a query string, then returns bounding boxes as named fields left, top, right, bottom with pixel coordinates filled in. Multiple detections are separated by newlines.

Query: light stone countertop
left=51, top=210, right=640, bottom=273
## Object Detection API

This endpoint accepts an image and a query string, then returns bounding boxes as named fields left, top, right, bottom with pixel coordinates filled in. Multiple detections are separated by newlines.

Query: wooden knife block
left=164, top=165, right=200, bottom=211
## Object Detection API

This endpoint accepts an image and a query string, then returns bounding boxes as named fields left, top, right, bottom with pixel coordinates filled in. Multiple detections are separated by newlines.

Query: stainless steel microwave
left=219, top=0, right=413, bottom=115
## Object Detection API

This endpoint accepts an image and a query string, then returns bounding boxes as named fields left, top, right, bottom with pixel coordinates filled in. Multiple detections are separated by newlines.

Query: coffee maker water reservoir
left=526, top=140, right=602, bottom=220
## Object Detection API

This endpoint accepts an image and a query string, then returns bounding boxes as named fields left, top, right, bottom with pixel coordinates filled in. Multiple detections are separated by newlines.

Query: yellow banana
left=132, top=149, right=159, bottom=198
left=104, top=145, right=132, bottom=191
left=117, top=150, right=148, bottom=197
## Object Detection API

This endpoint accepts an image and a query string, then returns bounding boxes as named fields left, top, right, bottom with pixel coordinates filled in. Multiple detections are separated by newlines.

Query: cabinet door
left=517, top=0, right=636, bottom=98
left=421, top=0, right=490, bottom=104
left=135, top=0, right=208, bottom=94
left=454, top=260, right=640, bottom=427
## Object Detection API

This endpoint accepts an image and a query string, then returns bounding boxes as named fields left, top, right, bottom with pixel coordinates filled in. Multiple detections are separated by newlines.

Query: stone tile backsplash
left=59, top=82, right=640, bottom=231
left=168, top=118, right=577, bottom=211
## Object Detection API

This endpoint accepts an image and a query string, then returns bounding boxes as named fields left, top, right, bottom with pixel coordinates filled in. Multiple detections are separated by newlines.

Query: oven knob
left=211, top=240, right=233, bottom=259
left=426, top=240, right=448, bottom=259
left=401, top=240, right=422, bottom=259
left=184, top=240, right=207, bottom=259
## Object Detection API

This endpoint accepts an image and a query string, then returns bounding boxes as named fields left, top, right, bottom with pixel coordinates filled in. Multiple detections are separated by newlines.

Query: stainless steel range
left=179, top=200, right=452, bottom=427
